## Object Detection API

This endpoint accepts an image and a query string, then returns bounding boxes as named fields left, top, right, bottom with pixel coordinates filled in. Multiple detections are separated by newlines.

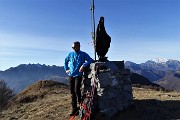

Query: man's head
left=72, top=41, right=80, bottom=52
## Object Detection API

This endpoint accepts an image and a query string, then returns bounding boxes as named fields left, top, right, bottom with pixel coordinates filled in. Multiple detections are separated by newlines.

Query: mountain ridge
left=125, top=59, right=180, bottom=91
left=1, top=59, right=180, bottom=92
left=1, top=62, right=162, bottom=93
left=0, top=64, right=68, bottom=93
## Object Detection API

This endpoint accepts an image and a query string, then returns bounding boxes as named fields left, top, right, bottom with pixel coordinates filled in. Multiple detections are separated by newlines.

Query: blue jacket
left=64, top=50, right=93, bottom=77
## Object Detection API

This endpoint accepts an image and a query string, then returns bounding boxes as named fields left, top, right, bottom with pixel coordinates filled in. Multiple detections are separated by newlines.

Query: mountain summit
left=151, top=58, right=168, bottom=63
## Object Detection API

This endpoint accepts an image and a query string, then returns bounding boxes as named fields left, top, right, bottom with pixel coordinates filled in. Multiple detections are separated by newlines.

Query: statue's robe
left=95, top=17, right=111, bottom=61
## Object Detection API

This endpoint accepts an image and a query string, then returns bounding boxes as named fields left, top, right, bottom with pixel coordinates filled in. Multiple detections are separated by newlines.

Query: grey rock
left=83, top=61, right=133, bottom=118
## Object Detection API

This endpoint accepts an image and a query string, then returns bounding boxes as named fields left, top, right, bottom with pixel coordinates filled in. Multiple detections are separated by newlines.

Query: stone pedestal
left=83, top=61, right=133, bottom=118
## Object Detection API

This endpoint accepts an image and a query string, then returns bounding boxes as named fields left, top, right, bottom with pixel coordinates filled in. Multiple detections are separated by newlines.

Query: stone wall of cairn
left=82, top=61, right=133, bottom=118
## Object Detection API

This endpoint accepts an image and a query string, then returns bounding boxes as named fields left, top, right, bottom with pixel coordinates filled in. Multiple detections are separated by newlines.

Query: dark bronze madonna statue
left=95, top=16, right=111, bottom=62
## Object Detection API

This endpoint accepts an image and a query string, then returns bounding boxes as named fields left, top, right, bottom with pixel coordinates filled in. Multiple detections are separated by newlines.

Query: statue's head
left=99, top=16, right=104, bottom=26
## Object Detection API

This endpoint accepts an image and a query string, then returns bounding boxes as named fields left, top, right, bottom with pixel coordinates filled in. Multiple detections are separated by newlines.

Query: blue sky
left=0, top=0, right=180, bottom=71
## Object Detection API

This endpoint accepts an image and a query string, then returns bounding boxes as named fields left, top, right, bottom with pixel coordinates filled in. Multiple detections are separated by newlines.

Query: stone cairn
left=82, top=61, right=133, bottom=118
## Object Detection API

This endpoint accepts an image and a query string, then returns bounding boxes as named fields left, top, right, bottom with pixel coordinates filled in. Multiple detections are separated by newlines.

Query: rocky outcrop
left=83, top=61, right=133, bottom=118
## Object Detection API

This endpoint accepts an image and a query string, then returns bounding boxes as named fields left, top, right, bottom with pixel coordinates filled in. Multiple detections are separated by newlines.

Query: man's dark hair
left=73, top=41, right=80, bottom=46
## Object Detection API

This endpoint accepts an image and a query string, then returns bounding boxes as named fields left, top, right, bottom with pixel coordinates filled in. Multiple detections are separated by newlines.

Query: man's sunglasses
left=72, top=46, right=77, bottom=50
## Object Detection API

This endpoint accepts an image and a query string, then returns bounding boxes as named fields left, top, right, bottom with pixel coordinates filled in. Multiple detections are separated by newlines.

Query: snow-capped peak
left=152, top=58, right=168, bottom=63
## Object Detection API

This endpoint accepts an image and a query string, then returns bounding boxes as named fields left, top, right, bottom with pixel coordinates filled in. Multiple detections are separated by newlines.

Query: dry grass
left=133, top=87, right=180, bottom=100
left=113, top=87, right=180, bottom=120
left=1, top=94, right=72, bottom=120
left=0, top=82, right=180, bottom=120
left=0, top=80, right=80, bottom=120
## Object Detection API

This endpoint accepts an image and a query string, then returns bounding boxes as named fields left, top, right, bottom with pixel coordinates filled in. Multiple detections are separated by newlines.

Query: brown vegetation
left=0, top=80, right=14, bottom=111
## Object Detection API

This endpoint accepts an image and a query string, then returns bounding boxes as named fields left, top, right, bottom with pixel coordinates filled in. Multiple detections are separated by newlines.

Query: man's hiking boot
left=69, top=110, right=79, bottom=116
left=69, top=108, right=79, bottom=116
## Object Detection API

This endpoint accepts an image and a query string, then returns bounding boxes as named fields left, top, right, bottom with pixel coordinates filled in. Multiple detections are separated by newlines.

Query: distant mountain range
left=0, top=59, right=180, bottom=93
left=0, top=64, right=68, bottom=93
left=125, top=59, right=180, bottom=91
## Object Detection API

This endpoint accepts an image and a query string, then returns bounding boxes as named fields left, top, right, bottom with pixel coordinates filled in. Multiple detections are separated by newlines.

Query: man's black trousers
left=69, top=76, right=82, bottom=110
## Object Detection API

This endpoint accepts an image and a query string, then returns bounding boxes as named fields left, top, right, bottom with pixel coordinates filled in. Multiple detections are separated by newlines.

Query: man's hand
left=79, top=65, right=84, bottom=72
left=66, top=70, right=70, bottom=74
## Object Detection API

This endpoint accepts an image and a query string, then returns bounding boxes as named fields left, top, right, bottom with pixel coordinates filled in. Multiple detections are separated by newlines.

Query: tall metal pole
left=90, top=0, right=96, bottom=60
